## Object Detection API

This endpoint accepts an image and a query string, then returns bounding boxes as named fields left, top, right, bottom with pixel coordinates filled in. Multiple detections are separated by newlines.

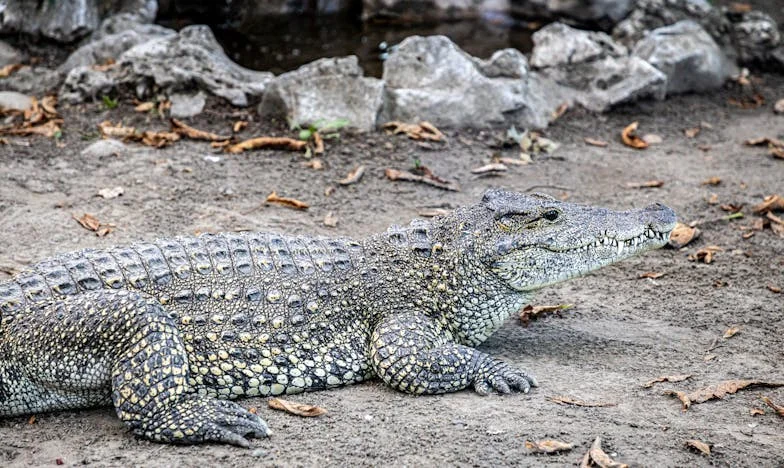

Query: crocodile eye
left=542, top=210, right=559, bottom=221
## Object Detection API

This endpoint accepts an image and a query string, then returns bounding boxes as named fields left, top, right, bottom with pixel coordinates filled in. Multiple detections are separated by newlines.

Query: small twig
left=523, top=184, right=572, bottom=193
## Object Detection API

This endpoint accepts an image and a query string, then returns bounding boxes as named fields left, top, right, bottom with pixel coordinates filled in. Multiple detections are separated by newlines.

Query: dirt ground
left=1, top=69, right=783, bottom=466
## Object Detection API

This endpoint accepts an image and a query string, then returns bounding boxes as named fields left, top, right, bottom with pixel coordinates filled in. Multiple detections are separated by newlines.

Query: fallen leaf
left=729, top=94, right=764, bottom=109
left=303, top=159, right=323, bottom=170
left=581, top=437, right=628, bottom=468
left=767, top=284, right=781, bottom=293
left=323, top=212, right=338, bottom=227
left=471, top=163, right=507, bottom=174
left=267, top=398, right=327, bottom=417
left=664, top=390, right=692, bottom=410
left=765, top=211, right=784, bottom=226
left=770, top=146, right=784, bottom=159
left=226, top=137, right=307, bottom=154
left=761, top=396, right=784, bottom=417
left=497, top=157, right=530, bottom=166
left=525, top=439, right=574, bottom=454
left=722, top=326, right=740, bottom=339
left=40, top=95, right=58, bottom=117
left=638, top=271, right=666, bottom=279
left=73, top=213, right=101, bottom=231
left=625, top=180, right=664, bottom=189
left=0, top=63, right=23, bottom=78
left=210, top=140, right=231, bottom=149
left=750, top=407, right=765, bottom=416
left=28, top=415, right=36, bottom=425
left=719, top=203, right=743, bottom=212
left=98, top=120, right=137, bottom=139
left=338, top=165, right=365, bottom=186
left=584, top=137, right=608, bottom=147
left=248, top=406, right=258, bottom=414
left=751, top=194, right=784, bottom=214
left=266, top=192, right=309, bottom=210
left=688, top=245, right=723, bottom=264
left=550, top=102, right=569, bottom=122
left=385, top=167, right=459, bottom=191
left=641, top=133, right=663, bottom=145
left=685, top=439, right=711, bottom=456
left=0, top=119, right=62, bottom=138
left=312, top=131, right=325, bottom=154
left=134, top=101, right=155, bottom=112
left=546, top=395, right=616, bottom=407
left=684, top=127, right=701, bottom=138
left=97, top=186, right=124, bottom=199
left=171, top=118, right=229, bottom=141
left=383, top=121, right=444, bottom=142
left=621, top=122, right=648, bottom=149
left=701, top=177, right=721, bottom=186
left=668, top=223, right=700, bottom=248
left=96, top=226, right=113, bottom=237
left=745, top=136, right=784, bottom=148
left=643, top=374, right=692, bottom=388
left=520, top=304, right=573, bottom=325
left=706, top=193, right=719, bottom=205
left=233, top=120, right=248, bottom=133
left=418, top=208, right=450, bottom=217
left=140, top=130, right=180, bottom=148
left=668, top=380, right=784, bottom=410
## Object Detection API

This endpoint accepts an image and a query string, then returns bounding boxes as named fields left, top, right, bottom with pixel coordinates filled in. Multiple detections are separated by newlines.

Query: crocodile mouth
left=541, top=226, right=671, bottom=254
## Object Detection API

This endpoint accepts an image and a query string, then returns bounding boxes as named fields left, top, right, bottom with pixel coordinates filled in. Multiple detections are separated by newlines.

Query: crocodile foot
left=473, top=359, right=538, bottom=396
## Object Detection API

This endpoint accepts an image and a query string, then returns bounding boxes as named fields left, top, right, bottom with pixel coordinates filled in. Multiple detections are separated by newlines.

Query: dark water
left=161, top=14, right=535, bottom=77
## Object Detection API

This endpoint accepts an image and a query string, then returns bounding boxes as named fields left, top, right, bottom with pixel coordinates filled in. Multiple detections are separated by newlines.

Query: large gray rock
left=613, top=0, right=728, bottom=47
left=61, top=25, right=274, bottom=107
left=728, top=10, right=781, bottom=64
left=260, top=56, right=384, bottom=132
left=0, top=41, right=23, bottom=67
left=0, top=0, right=156, bottom=43
left=1, top=66, right=63, bottom=95
left=532, top=23, right=666, bottom=112
left=634, top=20, right=737, bottom=95
left=509, top=0, right=634, bottom=26
left=0, top=91, right=34, bottom=111
left=170, top=91, right=207, bottom=118
left=381, top=36, right=564, bottom=129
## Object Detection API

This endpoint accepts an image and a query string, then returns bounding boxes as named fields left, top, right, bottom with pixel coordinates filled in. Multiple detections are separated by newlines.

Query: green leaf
left=102, top=95, right=119, bottom=109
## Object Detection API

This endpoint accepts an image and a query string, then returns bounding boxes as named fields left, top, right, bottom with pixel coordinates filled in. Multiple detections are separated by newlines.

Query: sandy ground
left=1, top=73, right=783, bottom=467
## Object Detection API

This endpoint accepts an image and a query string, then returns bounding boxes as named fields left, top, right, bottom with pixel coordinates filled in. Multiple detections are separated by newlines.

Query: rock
left=260, top=56, right=384, bottom=132
left=613, top=0, right=729, bottom=48
left=81, top=139, right=130, bottom=158
left=633, top=20, right=737, bottom=95
left=90, top=13, right=174, bottom=42
left=0, top=91, right=34, bottom=111
left=381, top=35, right=563, bottom=129
left=170, top=91, right=207, bottom=118
left=61, top=25, right=273, bottom=107
left=1, top=67, right=62, bottom=95
left=727, top=10, right=781, bottom=64
left=532, top=23, right=666, bottom=112
left=509, top=0, right=634, bottom=27
left=0, top=41, right=23, bottom=67
left=0, top=0, right=157, bottom=43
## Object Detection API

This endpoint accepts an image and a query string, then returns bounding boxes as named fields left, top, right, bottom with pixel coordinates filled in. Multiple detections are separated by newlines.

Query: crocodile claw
left=473, top=359, right=538, bottom=396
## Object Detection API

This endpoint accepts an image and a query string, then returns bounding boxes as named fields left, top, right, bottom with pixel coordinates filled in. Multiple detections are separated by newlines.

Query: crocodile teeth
left=617, top=242, right=623, bottom=255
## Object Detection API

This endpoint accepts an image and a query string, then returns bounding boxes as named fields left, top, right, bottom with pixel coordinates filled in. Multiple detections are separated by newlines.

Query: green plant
left=102, top=95, right=119, bottom=110
left=295, top=118, right=350, bottom=141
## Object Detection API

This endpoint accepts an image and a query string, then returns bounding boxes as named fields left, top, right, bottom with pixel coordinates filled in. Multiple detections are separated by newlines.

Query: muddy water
left=160, top=14, right=535, bottom=77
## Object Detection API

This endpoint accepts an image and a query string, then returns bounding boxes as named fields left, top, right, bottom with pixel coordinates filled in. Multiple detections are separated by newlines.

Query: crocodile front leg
left=369, top=313, right=538, bottom=395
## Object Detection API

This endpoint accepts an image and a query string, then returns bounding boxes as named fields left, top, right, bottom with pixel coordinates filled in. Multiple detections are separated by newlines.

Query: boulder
left=0, top=91, right=34, bottom=112
left=613, top=0, right=729, bottom=47
left=728, top=10, right=781, bottom=64
left=381, top=35, right=563, bottom=129
left=260, top=56, right=384, bottom=132
left=532, top=23, right=667, bottom=112
left=633, top=20, right=737, bottom=95
left=509, top=0, right=634, bottom=27
left=0, top=0, right=156, bottom=43
left=0, top=41, right=23, bottom=67
left=1, top=66, right=63, bottom=95
left=170, top=91, right=207, bottom=118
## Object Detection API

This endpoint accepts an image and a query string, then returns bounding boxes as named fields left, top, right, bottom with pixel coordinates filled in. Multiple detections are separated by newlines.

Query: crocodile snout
left=642, top=203, right=677, bottom=232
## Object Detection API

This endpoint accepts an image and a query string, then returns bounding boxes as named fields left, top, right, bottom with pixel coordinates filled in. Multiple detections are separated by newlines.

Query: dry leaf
left=584, top=137, right=608, bottom=147
left=312, top=131, right=324, bottom=154
left=701, top=177, right=721, bottom=186
left=685, top=439, right=711, bottom=456
left=171, top=118, right=229, bottom=141
left=750, top=407, right=765, bottom=416
left=385, top=167, right=459, bottom=191
left=338, top=165, right=365, bottom=186
left=752, top=194, right=784, bottom=214
left=0, top=63, right=23, bottom=78
left=134, top=101, right=155, bottom=112
left=621, top=121, right=648, bottom=149
left=684, top=127, right=701, bottom=138
left=722, top=326, right=740, bottom=339
left=233, top=120, right=248, bottom=133
left=323, top=212, right=338, bottom=227
left=40, top=96, right=58, bottom=117
left=642, top=374, right=691, bottom=388
left=304, top=159, right=324, bottom=170
left=767, top=284, right=781, bottom=293
left=266, top=192, right=309, bottom=210
left=496, top=157, right=530, bottom=166
left=267, top=398, right=327, bottom=417
left=664, top=390, right=692, bottom=410
left=520, top=304, right=573, bottom=325
left=719, top=203, right=743, bottom=212
left=28, top=415, right=36, bottom=425
left=418, top=208, right=450, bottom=217
left=96, top=226, right=114, bottom=237
left=770, top=146, right=784, bottom=159
left=226, top=137, right=307, bottom=154
left=625, top=180, right=664, bottom=189
left=382, top=121, right=444, bottom=142
left=761, top=396, right=784, bottom=417
left=97, top=186, right=124, bottom=199
left=140, top=131, right=180, bottom=148
left=471, top=163, right=507, bottom=174
left=729, top=94, right=764, bottom=108
left=745, top=136, right=784, bottom=148
left=668, top=380, right=784, bottom=410
left=546, top=395, right=616, bottom=407
left=0, top=119, right=62, bottom=138
left=210, top=140, right=231, bottom=149
left=707, top=193, right=719, bottom=205
left=98, top=121, right=137, bottom=139
left=668, top=222, right=700, bottom=248
left=73, top=213, right=101, bottom=231
left=688, top=245, right=723, bottom=264
left=638, top=271, right=666, bottom=279
left=550, top=102, right=569, bottom=122
left=581, top=437, right=628, bottom=468
left=525, top=439, right=574, bottom=454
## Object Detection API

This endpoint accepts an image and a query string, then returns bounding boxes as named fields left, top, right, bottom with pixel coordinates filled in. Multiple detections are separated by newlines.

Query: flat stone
left=81, top=139, right=130, bottom=158
left=170, top=92, right=207, bottom=118
left=0, top=91, right=34, bottom=111
left=531, top=22, right=627, bottom=69
left=1, top=66, right=62, bottom=96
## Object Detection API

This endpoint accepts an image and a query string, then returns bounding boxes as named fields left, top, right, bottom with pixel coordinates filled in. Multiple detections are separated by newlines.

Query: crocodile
left=0, top=189, right=676, bottom=447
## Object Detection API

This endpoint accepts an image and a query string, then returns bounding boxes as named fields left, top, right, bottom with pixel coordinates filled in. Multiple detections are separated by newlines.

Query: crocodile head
left=473, top=189, right=676, bottom=291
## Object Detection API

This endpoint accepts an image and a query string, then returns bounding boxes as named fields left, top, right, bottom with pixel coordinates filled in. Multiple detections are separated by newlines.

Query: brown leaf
left=766, top=211, right=784, bottom=226
left=520, top=304, right=573, bottom=325
left=267, top=398, right=327, bottom=417
left=171, top=118, right=229, bottom=141
left=685, top=439, right=711, bottom=456
left=382, top=121, right=444, bottom=142
left=761, top=396, right=784, bottom=417
left=525, top=439, right=574, bottom=454
left=338, top=165, right=365, bottom=186
left=625, top=180, right=664, bottom=189
left=750, top=407, right=765, bottom=416
left=584, top=137, right=608, bottom=147
left=134, top=101, right=155, bottom=112
left=546, top=395, right=616, bottom=407
left=770, top=146, right=784, bottom=159
left=664, top=390, right=692, bottom=410
left=312, top=131, right=324, bottom=154
left=729, top=94, right=764, bottom=108
left=719, top=203, right=743, bottom=212
left=28, top=415, right=36, bottom=425
left=687, top=380, right=784, bottom=405
left=471, top=163, right=507, bottom=174
left=550, top=102, right=569, bottom=122
left=722, top=326, right=740, bottom=339
left=642, top=374, right=692, bottom=388
left=98, top=120, right=137, bottom=139
left=583, top=437, right=628, bottom=468
left=323, top=212, right=338, bottom=227
left=96, top=226, right=114, bottom=237
left=0, top=119, right=62, bottom=138
left=751, top=194, right=784, bottom=214
left=40, top=95, right=58, bottom=117
left=303, top=159, right=324, bottom=170
left=233, top=120, right=248, bottom=133
left=226, top=137, right=307, bottom=154
left=638, top=271, right=665, bottom=279
left=767, top=284, right=781, bottom=293
left=621, top=121, right=648, bottom=149
left=496, top=157, right=530, bottom=166
left=385, top=167, right=460, bottom=191
left=701, top=177, right=721, bottom=186
left=745, top=136, right=784, bottom=148
left=73, top=213, right=101, bottom=231
left=266, top=192, right=309, bottom=210
left=668, top=222, right=700, bottom=248
left=706, top=193, right=719, bottom=205
left=0, top=63, right=23, bottom=78
left=684, top=127, right=701, bottom=138
left=688, top=245, right=723, bottom=264
left=140, top=130, right=180, bottom=148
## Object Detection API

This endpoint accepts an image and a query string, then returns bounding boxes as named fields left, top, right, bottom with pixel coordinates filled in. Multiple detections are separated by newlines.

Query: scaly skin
left=0, top=189, right=676, bottom=446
